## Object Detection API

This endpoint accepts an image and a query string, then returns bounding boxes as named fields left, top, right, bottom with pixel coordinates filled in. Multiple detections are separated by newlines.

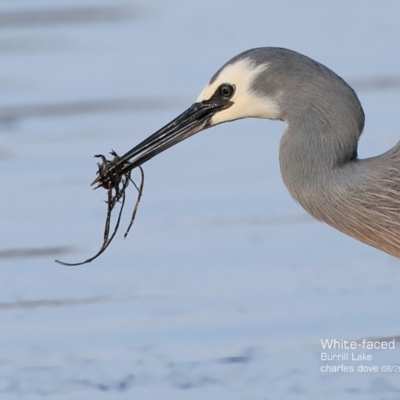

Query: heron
left=96, top=47, right=400, bottom=258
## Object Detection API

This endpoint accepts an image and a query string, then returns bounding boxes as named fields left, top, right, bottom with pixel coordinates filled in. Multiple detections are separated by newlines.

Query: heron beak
left=92, top=100, right=231, bottom=186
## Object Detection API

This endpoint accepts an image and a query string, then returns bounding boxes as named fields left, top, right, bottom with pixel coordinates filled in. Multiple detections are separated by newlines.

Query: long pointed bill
left=92, top=100, right=231, bottom=187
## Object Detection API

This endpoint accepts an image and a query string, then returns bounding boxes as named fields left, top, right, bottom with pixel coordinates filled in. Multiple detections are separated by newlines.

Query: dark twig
left=124, top=166, right=145, bottom=238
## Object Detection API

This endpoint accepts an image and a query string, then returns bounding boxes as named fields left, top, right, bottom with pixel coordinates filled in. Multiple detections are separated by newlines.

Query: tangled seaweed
left=55, top=151, right=144, bottom=266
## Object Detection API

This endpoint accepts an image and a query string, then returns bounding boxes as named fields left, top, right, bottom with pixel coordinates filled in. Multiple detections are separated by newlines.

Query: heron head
left=95, top=51, right=283, bottom=180
left=197, top=57, right=281, bottom=126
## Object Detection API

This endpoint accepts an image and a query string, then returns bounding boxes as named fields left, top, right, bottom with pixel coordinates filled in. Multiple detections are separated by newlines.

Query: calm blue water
left=0, top=1, right=400, bottom=399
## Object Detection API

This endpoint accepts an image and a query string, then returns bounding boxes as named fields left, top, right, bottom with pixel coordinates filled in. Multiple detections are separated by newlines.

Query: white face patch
left=196, top=58, right=281, bottom=125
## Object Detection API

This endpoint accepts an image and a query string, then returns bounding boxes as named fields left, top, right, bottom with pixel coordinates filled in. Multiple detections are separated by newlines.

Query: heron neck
left=279, top=117, right=361, bottom=222
left=279, top=118, right=400, bottom=258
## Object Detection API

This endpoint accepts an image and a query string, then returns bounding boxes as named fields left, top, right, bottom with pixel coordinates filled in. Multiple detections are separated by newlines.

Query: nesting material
left=56, top=151, right=144, bottom=266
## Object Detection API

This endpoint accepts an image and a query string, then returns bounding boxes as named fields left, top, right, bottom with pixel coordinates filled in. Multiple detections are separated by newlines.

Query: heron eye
left=218, top=84, right=235, bottom=99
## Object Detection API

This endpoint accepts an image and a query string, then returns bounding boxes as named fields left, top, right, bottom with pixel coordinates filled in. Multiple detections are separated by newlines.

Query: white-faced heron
left=99, top=47, right=400, bottom=258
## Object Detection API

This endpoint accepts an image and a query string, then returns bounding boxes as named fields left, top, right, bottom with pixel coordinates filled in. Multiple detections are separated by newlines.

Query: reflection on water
left=0, top=245, right=71, bottom=260
left=0, top=96, right=183, bottom=120
left=351, top=75, right=400, bottom=92
left=0, top=294, right=105, bottom=311
left=0, top=5, right=139, bottom=29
